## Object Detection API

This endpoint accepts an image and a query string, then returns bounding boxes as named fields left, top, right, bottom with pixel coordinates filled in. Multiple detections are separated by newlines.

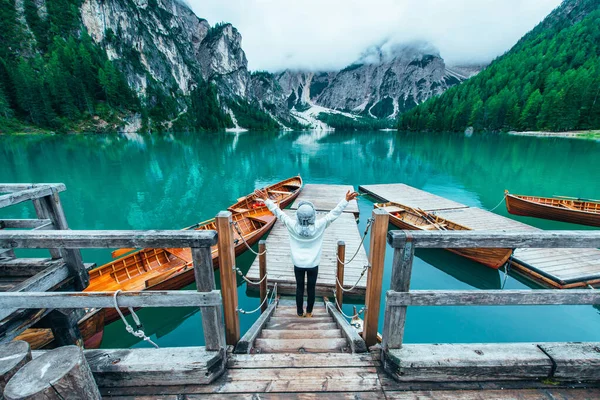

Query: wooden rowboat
left=505, top=191, right=600, bottom=227
left=228, top=175, right=303, bottom=213
left=374, top=202, right=513, bottom=269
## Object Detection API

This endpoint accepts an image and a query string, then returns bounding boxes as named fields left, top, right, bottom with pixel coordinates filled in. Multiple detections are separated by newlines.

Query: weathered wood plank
left=0, top=290, right=222, bottom=309
left=385, top=289, right=600, bottom=307
left=359, top=184, right=468, bottom=211
left=0, top=219, right=52, bottom=229
left=227, top=352, right=378, bottom=369
left=216, top=211, right=240, bottom=345
left=385, top=343, right=552, bottom=382
left=539, top=342, right=600, bottom=380
left=291, top=184, right=359, bottom=215
left=0, top=341, right=31, bottom=395
left=254, top=338, right=349, bottom=353
left=235, top=300, right=277, bottom=354
left=384, top=388, right=600, bottom=399
left=0, top=184, right=66, bottom=193
left=388, top=230, right=600, bottom=249
left=259, top=329, right=343, bottom=339
left=0, top=229, right=218, bottom=248
left=0, top=185, right=66, bottom=208
left=265, top=321, right=338, bottom=330
left=325, top=299, right=367, bottom=353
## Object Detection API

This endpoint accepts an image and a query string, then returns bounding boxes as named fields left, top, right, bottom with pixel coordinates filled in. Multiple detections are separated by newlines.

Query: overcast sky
left=188, top=0, right=562, bottom=72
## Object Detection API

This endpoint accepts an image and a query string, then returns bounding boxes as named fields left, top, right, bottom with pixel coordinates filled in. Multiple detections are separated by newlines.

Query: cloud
left=187, top=0, right=562, bottom=72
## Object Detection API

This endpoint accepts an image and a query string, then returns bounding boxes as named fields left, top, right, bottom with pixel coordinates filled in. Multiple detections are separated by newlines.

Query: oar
left=415, top=208, right=447, bottom=231
left=553, top=195, right=600, bottom=203
left=111, top=248, right=136, bottom=258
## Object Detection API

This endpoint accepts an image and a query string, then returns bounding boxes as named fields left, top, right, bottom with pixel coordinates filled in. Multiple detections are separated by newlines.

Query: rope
left=238, top=283, right=278, bottom=314
left=489, top=193, right=508, bottom=212
left=501, top=256, right=512, bottom=289
left=335, top=264, right=370, bottom=293
left=333, top=291, right=365, bottom=319
left=232, top=221, right=267, bottom=256
left=337, top=217, right=373, bottom=265
left=235, top=267, right=268, bottom=285
left=113, top=290, right=159, bottom=348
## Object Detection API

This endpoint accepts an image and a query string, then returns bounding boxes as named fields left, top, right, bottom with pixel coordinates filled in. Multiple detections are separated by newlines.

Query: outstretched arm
left=255, top=189, right=295, bottom=227
left=323, top=190, right=358, bottom=228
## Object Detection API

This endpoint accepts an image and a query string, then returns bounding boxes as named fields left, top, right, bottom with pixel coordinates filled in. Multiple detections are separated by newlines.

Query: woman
left=254, top=189, right=359, bottom=317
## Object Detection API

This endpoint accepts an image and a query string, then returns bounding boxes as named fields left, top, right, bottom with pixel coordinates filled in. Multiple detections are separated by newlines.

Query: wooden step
left=254, top=338, right=349, bottom=353
left=268, top=316, right=333, bottom=324
left=259, top=329, right=343, bottom=340
left=274, top=308, right=329, bottom=317
left=265, top=321, right=339, bottom=330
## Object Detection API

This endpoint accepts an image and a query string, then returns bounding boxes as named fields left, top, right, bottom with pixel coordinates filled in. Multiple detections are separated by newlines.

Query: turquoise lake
left=1, top=130, right=599, bottom=348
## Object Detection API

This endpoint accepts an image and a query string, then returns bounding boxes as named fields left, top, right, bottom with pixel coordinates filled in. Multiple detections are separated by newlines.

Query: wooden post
left=259, top=240, right=268, bottom=313
left=336, top=240, right=346, bottom=307
left=4, top=345, right=101, bottom=400
left=33, top=192, right=88, bottom=291
left=216, top=211, right=240, bottom=345
left=0, top=341, right=32, bottom=396
left=192, top=247, right=226, bottom=351
left=362, top=208, right=389, bottom=348
left=382, top=231, right=414, bottom=350
left=47, top=309, right=84, bottom=347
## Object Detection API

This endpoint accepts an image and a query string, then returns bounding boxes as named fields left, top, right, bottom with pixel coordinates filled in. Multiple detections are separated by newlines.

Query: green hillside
left=398, top=0, right=600, bottom=133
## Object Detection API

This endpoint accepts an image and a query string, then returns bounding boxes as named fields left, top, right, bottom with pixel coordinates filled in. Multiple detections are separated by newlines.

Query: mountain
left=398, top=0, right=600, bottom=133
left=0, top=0, right=281, bottom=133
left=246, top=43, right=476, bottom=130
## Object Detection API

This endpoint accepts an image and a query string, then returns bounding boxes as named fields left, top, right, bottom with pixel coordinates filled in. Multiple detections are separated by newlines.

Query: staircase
left=235, top=298, right=366, bottom=354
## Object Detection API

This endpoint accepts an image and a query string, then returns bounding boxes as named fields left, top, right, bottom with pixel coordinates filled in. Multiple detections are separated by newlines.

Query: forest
left=398, top=1, right=600, bottom=133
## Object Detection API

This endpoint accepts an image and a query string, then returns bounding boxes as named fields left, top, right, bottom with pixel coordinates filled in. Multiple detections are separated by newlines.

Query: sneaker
left=297, top=312, right=305, bottom=318
left=305, top=312, right=313, bottom=318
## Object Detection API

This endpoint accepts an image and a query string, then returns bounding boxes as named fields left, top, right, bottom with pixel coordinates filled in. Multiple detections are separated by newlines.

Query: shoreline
left=508, top=130, right=600, bottom=140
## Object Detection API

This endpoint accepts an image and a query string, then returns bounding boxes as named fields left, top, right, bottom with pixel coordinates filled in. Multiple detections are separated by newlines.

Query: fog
left=188, top=0, right=562, bottom=71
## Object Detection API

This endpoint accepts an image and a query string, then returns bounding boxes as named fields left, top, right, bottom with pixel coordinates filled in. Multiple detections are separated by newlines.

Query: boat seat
left=268, top=190, right=290, bottom=195
left=231, top=207, right=250, bottom=213
left=421, top=224, right=445, bottom=230
left=382, top=206, right=405, bottom=213
left=247, top=215, right=276, bottom=224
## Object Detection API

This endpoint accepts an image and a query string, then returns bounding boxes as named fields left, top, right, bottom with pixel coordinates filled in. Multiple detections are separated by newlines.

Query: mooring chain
left=238, top=283, right=278, bottom=314
left=337, top=217, right=374, bottom=265
left=232, top=221, right=267, bottom=256
left=113, top=290, right=159, bottom=348
left=235, top=266, right=268, bottom=285
left=335, top=264, right=370, bottom=293
left=332, top=291, right=365, bottom=320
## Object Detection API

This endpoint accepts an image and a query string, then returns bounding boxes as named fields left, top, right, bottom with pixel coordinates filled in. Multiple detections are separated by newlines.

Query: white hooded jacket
left=264, top=198, right=349, bottom=268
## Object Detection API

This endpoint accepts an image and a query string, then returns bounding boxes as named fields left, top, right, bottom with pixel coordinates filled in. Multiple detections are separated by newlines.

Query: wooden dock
left=359, top=183, right=600, bottom=288
left=247, top=187, right=368, bottom=297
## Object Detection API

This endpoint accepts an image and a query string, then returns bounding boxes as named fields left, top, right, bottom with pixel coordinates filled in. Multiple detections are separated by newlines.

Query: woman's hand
left=254, top=189, right=268, bottom=201
left=346, top=190, right=359, bottom=202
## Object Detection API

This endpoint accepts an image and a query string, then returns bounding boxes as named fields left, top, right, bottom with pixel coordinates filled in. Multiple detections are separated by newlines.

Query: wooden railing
left=380, top=230, right=600, bottom=351
left=0, top=230, right=226, bottom=351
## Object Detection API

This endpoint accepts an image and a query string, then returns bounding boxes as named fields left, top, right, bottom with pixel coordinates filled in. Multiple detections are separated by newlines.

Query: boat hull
left=386, top=211, right=512, bottom=270
left=506, top=194, right=600, bottom=227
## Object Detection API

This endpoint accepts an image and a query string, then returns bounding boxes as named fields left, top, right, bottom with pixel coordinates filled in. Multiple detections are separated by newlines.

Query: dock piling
left=0, top=341, right=31, bottom=396
left=216, top=211, right=240, bottom=345
left=335, top=240, right=346, bottom=307
left=259, top=240, right=268, bottom=313
left=363, top=208, right=389, bottom=347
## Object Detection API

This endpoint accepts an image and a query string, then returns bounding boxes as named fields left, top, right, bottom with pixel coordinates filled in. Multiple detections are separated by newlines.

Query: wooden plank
left=227, top=353, right=378, bottom=369
left=539, top=342, right=600, bottom=380
left=385, top=343, right=552, bottom=382
left=386, top=289, right=600, bottom=307
left=254, top=338, right=349, bottom=353
left=114, top=393, right=385, bottom=399
left=335, top=241, right=345, bottom=308
left=0, top=258, right=57, bottom=277
left=193, top=247, right=226, bottom=352
left=363, top=209, right=388, bottom=347
left=387, top=230, right=600, bottom=249
left=77, top=347, right=223, bottom=387
left=259, top=329, right=343, bottom=339
left=325, top=299, right=367, bottom=353
left=216, top=211, right=240, bottom=345
left=0, top=184, right=66, bottom=193
left=291, top=184, right=359, bottom=214
left=0, top=219, right=52, bottom=229
left=385, top=388, right=600, bottom=399
left=0, top=290, right=222, bottom=309
left=0, top=229, right=218, bottom=249
left=235, top=300, right=277, bottom=354
left=0, top=185, right=66, bottom=208
left=358, top=184, right=468, bottom=211
left=265, top=321, right=338, bottom=330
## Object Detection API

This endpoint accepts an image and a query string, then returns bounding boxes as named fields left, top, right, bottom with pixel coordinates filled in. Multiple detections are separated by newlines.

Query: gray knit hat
left=296, top=200, right=316, bottom=237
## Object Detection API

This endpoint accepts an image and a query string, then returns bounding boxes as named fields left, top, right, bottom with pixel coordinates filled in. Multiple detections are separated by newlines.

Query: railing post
left=216, top=211, right=240, bottom=345
left=363, top=208, right=389, bottom=347
left=336, top=240, right=346, bottom=308
left=259, top=240, right=268, bottom=313
left=382, top=231, right=414, bottom=350
left=46, top=309, right=84, bottom=347
left=33, top=191, right=88, bottom=291
left=192, top=246, right=225, bottom=351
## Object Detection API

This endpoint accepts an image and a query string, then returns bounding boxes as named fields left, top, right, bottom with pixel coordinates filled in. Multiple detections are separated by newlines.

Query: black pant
left=294, top=266, right=318, bottom=315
